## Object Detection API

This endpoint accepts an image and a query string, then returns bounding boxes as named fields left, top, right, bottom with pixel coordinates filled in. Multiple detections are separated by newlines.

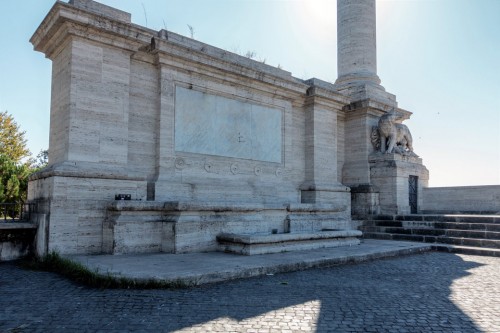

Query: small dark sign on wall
left=115, top=194, right=131, bottom=200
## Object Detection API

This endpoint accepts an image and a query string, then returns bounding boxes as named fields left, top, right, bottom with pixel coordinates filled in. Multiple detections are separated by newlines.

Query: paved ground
left=1, top=252, right=499, bottom=333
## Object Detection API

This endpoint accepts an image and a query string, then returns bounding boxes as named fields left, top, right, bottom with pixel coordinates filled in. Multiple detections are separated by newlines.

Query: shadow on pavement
left=0, top=252, right=489, bottom=332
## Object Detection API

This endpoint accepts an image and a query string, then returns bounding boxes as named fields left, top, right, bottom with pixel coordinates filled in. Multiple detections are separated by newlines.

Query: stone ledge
left=70, top=240, right=434, bottom=286
left=217, top=230, right=362, bottom=245
left=108, top=201, right=349, bottom=213
left=217, top=230, right=362, bottom=255
left=29, top=162, right=146, bottom=181
left=432, top=244, right=500, bottom=257
left=0, top=223, right=37, bottom=230
left=69, top=0, right=131, bottom=23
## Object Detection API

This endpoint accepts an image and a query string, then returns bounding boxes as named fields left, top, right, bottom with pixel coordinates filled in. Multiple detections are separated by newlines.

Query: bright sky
left=0, top=0, right=499, bottom=187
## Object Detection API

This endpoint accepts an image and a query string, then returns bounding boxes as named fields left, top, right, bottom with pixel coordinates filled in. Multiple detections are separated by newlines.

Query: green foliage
left=29, top=149, right=49, bottom=172
left=0, top=111, right=30, bottom=162
left=0, top=153, right=30, bottom=203
left=0, top=111, right=48, bottom=205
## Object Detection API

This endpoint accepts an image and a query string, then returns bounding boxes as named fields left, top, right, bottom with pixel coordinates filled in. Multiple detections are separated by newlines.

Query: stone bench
left=217, top=230, right=362, bottom=255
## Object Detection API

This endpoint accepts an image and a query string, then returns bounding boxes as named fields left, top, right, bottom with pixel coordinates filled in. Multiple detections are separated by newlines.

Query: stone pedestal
left=350, top=185, right=380, bottom=216
left=369, top=154, right=429, bottom=215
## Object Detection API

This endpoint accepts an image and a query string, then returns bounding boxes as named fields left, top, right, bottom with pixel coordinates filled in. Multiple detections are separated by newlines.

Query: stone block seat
left=0, top=223, right=37, bottom=261
left=104, top=201, right=359, bottom=255
left=217, top=230, right=362, bottom=255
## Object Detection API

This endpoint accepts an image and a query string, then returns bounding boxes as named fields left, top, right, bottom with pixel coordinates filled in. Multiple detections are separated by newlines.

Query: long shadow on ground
left=0, top=252, right=492, bottom=332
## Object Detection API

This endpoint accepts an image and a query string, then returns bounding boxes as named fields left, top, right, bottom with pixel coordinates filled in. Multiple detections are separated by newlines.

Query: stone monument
left=335, top=0, right=428, bottom=216
left=27, top=0, right=427, bottom=256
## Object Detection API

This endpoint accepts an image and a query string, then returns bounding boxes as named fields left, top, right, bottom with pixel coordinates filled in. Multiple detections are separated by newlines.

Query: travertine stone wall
left=49, top=41, right=71, bottom=164
left=29, top=1, right=353, bottom=255
left=301, top=79, right=350, bottom=203
left=422, top=186, right=500, bottom=214
left=103, top=202, right=352, bottom=254
left=29, top=0, right=434, bottom=255
left=28, top=176, right=147, bottom=255
left=128, top=58, right=158, bottom=179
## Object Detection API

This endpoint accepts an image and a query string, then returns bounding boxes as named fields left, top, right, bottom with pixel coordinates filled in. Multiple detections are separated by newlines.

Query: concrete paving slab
left=69, top=240, right=432, bottom=286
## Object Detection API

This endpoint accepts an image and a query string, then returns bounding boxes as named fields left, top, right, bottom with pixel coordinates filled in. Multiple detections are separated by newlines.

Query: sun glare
left=302, top=0, right=336, bottom=25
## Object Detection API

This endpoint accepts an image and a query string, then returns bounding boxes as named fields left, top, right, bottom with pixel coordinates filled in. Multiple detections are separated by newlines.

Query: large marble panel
left=174, top=86, right=282, bottom=163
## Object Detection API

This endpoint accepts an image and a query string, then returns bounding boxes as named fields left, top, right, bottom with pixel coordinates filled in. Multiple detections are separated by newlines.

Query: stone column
left=336, top=0, right=380, bottom=87
left=334, top=0, right=430, bottom=216
left=335, top=0, right=395, bottom=105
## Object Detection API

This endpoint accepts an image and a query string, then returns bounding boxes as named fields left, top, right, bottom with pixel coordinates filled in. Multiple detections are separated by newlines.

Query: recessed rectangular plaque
left=174, top=86, right=282, bottom=163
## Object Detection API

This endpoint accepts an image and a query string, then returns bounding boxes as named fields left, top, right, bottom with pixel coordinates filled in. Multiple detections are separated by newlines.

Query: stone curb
left=72, top=241, right=433, bottom=287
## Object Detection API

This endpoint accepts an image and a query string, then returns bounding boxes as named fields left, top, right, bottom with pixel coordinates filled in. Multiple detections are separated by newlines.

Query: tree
left=0, top=154, right=30, bottom=204
left=0, top=110, right=30, bottom=162
left=0, top=111, right=49, bottom=208
left=30, top=149, right=49, bottom=171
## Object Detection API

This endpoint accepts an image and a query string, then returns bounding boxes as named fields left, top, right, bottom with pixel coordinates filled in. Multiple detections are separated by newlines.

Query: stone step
left=358, top=215, right=500, bottom=224
left=431, top=244, right=500, bottom=257
left=359, top=226, right=500, bottom=240
left=362, top=232, right=500, bottom=249
left=361, top=220, right=500, bottom=232
left=217, top=230, right=362, bottom=255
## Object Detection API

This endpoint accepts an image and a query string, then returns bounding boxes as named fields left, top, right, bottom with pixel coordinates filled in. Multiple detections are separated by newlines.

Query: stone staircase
left=356, top=214, right=500, bottom=257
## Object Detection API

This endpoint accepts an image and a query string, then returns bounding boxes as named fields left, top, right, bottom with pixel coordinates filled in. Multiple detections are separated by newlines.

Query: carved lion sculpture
left=372, top=108, right=415, bottom=155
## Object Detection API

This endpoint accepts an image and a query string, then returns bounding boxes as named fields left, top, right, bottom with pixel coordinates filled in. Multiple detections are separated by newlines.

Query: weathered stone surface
left=0, top=223, right=36, bottom=261
left=369, top=154, right=429, bottom=214
left=28, top=1, right=358, bottom=255
left=174, top=86, right=283, bottom=163
left=372, top=108, right=416, bottom=156
left=422, top=186, right=500, bottom=214
left=103, top=201, right=356, bottom=254
left=26, top=0, right=444, bottom=256
left=217, top=230, right=362, bottom=255
left=336, top=0, right=379, bottom=85
left=335, top=0, right=396, bottom=105
left=69, top=0, right=131, bottom=22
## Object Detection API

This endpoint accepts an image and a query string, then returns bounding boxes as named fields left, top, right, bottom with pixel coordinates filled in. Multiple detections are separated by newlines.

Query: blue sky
left=0, top=0, right=499, bottom=186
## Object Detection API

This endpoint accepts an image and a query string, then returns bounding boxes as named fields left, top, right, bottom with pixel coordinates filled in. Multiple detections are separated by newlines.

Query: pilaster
left=300, top=80, right=350, bottom=204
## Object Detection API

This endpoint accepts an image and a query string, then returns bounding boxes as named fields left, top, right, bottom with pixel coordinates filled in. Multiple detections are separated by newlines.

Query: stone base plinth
left=350, top=185, right=380, bottom=215
left=369, top=153, right=429, bottom=215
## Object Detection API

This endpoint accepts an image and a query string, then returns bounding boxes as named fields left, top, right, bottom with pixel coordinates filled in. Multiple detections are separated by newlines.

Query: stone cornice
left=343, top=99, right=413, bottom=120
left=30, top=1, right=366, bottom=112
left=299, top=78, right=351, bottom=110
left=151, top=36, right=308, bottom=100
left=31, top=1, right=310, bottom=103
left=30, top=1, right=154, bottom=59
left=29, top=161, right=146, bottom=182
